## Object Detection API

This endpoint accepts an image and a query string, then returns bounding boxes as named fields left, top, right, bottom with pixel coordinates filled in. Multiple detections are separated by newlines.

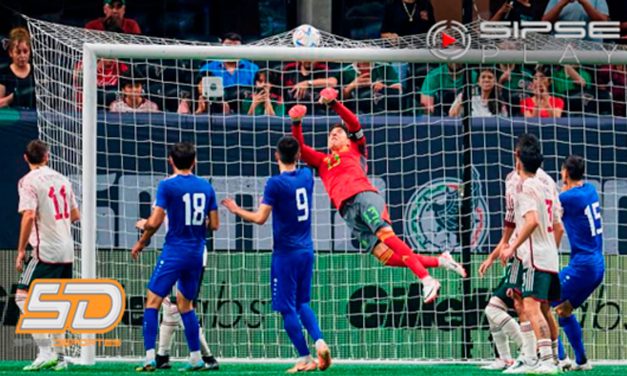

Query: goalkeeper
left=289, top=88, right=466, bottom=303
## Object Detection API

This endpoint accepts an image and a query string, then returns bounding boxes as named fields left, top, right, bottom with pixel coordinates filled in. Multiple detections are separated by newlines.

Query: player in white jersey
left=501, top=134, right=563, bottom=374
left=15, top=140, right=80, bottom=371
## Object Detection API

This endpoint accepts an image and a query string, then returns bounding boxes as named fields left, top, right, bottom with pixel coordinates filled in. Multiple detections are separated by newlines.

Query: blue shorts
left=148, top=255, right=203, bottom=301
left=553, top=263, right=604, bottom=309
left=271, top=250, right=314, bottom=312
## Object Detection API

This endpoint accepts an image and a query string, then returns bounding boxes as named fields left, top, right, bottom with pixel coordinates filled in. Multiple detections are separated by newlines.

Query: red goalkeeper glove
left=319, top=87, right=338, bottom=105
left=288, top=104, right=307, bottom=122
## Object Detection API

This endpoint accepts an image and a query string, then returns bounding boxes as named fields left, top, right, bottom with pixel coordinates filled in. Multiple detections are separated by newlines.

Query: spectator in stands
left=597, top=64, right=627, bottom=116
left=420, top=63, right=477, bottom=116
left=543, top=0, right=609, bottom=42
left=380, top=0, right=436, bottom=39
left=275, top=60, right=337, bottom=114
left=109, top=74, right=159, bottom=112
left=0, top=27, right=36, bottom=109
left=491, top=0, right=542, bottom=21
left=241, top=70, right=284, bottom=116
left=339, top=61, right=402, bottom=113
left=86, top=0, right=141, bottom=34
left=449, top=68, right=506, bottom=117
left=551, top=65, right=594, bottom=114
left=198, top=32, right=259, bottom=113
left=498, top=63, right=533, bottom=115
left=521, top=67, right=564, bottom=117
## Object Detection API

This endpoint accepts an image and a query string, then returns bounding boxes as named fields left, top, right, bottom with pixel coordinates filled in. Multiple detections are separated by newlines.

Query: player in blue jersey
left=222, top=135, right=331, bottom=374
left=131, top=142, right=219, bottom=372
left=554, top=155, right=604, bottom=371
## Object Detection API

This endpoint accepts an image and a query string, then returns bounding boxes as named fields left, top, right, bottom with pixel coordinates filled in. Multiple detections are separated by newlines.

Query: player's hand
left=131, top=242, right=144, bottom=261
left=288, top=104, right=307, bottom=122
left=319, top=87, right=338, bottom=105
left=499, top=244, right=514, bottom=265
left=478, top=258, right=494, bottom=278
left=221, top=198, right=241, bottom=214
left=135, top=218, right=147, bottom=231
left=290, top=81, right=309, bottom=100
left=15, top=250, right=26, bottom=273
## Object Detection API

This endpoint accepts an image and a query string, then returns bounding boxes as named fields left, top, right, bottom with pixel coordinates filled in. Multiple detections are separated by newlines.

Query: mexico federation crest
left=404, top=170, right=489, bottom=253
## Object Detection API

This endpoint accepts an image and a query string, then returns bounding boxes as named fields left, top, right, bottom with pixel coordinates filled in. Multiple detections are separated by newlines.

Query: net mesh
left=25, top=17, right=627, bottom=361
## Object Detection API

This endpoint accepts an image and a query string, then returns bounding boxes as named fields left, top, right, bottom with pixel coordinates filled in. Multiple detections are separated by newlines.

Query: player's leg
left=193, top=264, right=218, bottom=369
left=542, top=302, right=559, bottom=365
left=50, top=263, right=74, bottom=371
left=483, top=296, right=515, bottom=369
left=156, top=296, right=179, bottom=369
left=137, top=258, right=177, bottom=371
left=176, top=262, right=206, bottom=371
left=15, top=258, right=61, bottom=371
left=295, top=251, right=331, bottom=371
left=272, top=254, right=316, bottom=373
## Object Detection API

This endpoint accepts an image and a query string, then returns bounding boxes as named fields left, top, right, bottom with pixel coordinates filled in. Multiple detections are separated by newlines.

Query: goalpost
left=25, top=17, right=627, bottom=366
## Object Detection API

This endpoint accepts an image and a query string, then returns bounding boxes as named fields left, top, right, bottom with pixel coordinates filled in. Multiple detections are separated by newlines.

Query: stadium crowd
left=0, top=0, right=626, bottom=118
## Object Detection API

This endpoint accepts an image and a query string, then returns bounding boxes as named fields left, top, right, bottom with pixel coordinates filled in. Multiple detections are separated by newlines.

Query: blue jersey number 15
left=584, top=201, right=603, bottom=237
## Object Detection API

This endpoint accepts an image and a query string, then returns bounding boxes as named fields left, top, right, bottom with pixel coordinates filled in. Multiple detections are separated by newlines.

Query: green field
left=1, top=362, right=627, bottom=376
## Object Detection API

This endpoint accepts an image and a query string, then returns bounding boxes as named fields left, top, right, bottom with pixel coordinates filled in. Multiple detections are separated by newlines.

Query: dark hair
left=562, top=154, right=585, bottom=181
left=169, top=142, right=196, bottom=170
left=25, top=139, right=48, bottom=164
left=329, top=123, right=348, bottom=135
left=276, top=135, right=300, bottom=164
left=479, top=68, right=499, bottom=115
left=221, top=32, right=242, bottom=43
left=517, top=136, right=543, bottom=174
left=515, top=132, right=539, bottom=152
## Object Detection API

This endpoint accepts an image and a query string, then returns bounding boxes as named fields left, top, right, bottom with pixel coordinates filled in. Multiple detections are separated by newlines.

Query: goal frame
left=80, top=43, right=627, bottom=365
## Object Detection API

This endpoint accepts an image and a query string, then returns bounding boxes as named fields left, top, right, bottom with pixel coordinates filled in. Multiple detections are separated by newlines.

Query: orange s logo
left=325, top=154, right=341, bottom=170
left=16, top=279, right=126, bottom=334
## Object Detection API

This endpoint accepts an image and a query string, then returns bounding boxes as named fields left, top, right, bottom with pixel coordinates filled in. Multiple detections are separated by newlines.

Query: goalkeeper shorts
left=340, top=191, right=392, bottom=253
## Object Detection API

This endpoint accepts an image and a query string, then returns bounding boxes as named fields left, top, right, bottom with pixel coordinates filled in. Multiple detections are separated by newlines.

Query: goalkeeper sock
left=143, top=308, right=159, bottom=354
left=297, top=304, right=323, bottom=342
left=180, top=310, right=201, bottom=353
left=281, top=310, right=310, bottom=357
left=382, top=235, right=429, bottom=279
left=560, top=314, right=587, bottom=365
left=557, top=336, right=566, bottom=361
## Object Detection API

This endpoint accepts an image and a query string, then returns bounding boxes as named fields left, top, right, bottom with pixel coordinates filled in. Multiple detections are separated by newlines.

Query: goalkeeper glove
left=288, top=104, right=307, bottom=122
left=319, top=87, right=338, bottom=105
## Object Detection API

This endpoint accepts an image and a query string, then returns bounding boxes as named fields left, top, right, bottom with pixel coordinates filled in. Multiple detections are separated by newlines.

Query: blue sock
left=143, top=308, right=158, bottom=353
left=180, top=310, right=201, bottom=353
left=557, top=336, right=566, bottom=361
left=281, top=310, right=310, bottom=357
left=559, top=314, right=587, bottom=365
left=298, top=304, right=323, bottom=342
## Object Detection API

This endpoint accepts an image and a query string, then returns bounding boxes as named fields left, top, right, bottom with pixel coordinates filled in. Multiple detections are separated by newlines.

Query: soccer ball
left=292, top=24, right=321, bottom=48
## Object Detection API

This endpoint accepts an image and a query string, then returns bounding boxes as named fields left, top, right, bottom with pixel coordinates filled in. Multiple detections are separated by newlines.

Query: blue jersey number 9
left=584, top=201, right=603, bottom=237
left=183, top=193, right=206, bottom=226
left=296, top=188, right=309, bottom=222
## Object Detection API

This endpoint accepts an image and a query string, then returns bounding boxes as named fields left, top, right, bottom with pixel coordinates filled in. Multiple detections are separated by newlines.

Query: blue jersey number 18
left=183, top=193, right=206, bottom=226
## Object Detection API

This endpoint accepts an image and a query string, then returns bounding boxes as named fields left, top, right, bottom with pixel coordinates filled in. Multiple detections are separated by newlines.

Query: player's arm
left=500, top=203, right=538, bottom=263
left=221, top=198, right=272, bottom=225
left=207, top=210, right=219, bottom=231
left=16, top=209, right=35, bottom=272
left=319, top=87, right=367, bottom=153
left=69, top=187, right=80, bottom=223
left=289, top=105, right=326, bottom=167
left=131, top=206, right=166, bottom=260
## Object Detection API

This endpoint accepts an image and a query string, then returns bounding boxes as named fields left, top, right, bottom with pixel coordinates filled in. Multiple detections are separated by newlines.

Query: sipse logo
left=16, top=279, right=126, bottom=334
left=480, top=21, right=621, bottom=40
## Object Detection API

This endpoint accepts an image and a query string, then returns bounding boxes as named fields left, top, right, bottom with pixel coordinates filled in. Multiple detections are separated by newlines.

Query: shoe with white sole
left=422, top=276, right=440, bottom=304
left=558, top=357, right=572, bottom=371
left=531, top=361, right=559, bottom=374
left=503, top=356, right=537, bottom=374
left=438, top=251, right=467, bottom=278
left=572, top=361, right=592, bottom=371
left=23, top=354, right=58, bottom=371
left=480, top=358, right=513, bottom=370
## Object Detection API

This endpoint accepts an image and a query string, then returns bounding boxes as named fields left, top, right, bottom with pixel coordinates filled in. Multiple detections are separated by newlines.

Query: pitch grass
left=1, top=362, right=627, bottom=376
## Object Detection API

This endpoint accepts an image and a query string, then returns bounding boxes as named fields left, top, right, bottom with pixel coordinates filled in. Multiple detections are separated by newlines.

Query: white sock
left=520, top=321, right=537, bottom=360
left=492, top=329, right=512, bottom=361
left=315, top=339, right=327, bottom=352
left=485, top=298, right=516, bottom=360
left=538, top=339, right=553, bottom=364
left=17, top=293, right=52, bottom=357
left=158, top=299, right=179, bottom=356
left=552, top=340, right=559, bottom=362
left=50, top=333, right=65, bottom=359
left=501, top=318, right=523, bottom=349
left=199, top=326, right=212, bottom=357
left=146, top=349, right=156, bottom=362
left=190, top=351, right=201, bottom=363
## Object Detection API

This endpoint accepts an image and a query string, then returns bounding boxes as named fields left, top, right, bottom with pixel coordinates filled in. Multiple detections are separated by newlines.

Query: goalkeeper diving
left=289, top=88, right=466, bottom=303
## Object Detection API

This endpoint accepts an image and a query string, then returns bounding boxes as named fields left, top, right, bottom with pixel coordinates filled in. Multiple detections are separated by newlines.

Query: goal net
left=25, top=17, right=627, bottom=363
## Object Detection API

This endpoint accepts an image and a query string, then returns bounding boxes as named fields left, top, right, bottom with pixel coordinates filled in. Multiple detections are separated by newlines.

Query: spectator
left=0, top=27, right=36, bottom=109
left=420, top=63, right=477, bottom=116
left=491, top=0, right=542, bottom=22
left=275, top=60, right=337, bottom=114
left=198, top=33, right=259, bottom=113
left=498, top=63, right=533, bottom=115
left=552, top=65, right=593, bottom=114
left=597, top=64, right=627, bottom=116
left=521, top=67, right=564, bottom=118
left=380, top=0, right=435, bottom=39
left=85, top=0, right=141, bottom=34
left=109, top=75, right=159, bottom=112
left=543, top=0, right=609, bottom=42
left=339, top=62, right=402, bottom=113
left=241, top=70, right=284, bottom=116
left=449, top=68, right=506, bottom=117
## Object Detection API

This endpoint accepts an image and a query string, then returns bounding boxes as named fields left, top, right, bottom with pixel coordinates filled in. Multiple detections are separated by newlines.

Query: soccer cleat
left=531, top=361, right=559, bottom=374
left=572, top=361, right=592, bottom=371
left=178, top=359, right=207, bottom=372
left=23, top=354, right=58, bottom=371
left=558, top=357, right=572, bottom=371
left=316, top=342, right=331, bottom=371
left=135, top=360, right=157, bottom=372
left=53, top=359, right=69, bottom=371
left=156, top=354, right=172, bottom=369
left=202, top=356, right=219, bottom=371
left=286, top=359, right=317, bottom=373
left=438, top=251, right=467, bottom=278
left=503, top=356, right=537, bottom=374
left=480, top=358, right=513, bottom=370
left=422, top=276, right=440, bottom=304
